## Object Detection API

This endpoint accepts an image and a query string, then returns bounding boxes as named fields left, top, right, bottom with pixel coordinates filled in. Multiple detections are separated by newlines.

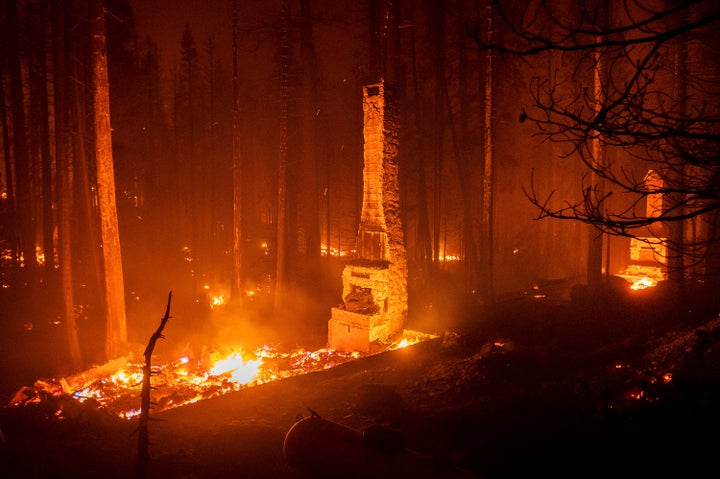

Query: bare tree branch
left=473, top=0, right=720, bottom=276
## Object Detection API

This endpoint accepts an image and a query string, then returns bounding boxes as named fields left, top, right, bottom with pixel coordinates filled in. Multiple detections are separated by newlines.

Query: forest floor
left=1, top=278, right=720, bottom=478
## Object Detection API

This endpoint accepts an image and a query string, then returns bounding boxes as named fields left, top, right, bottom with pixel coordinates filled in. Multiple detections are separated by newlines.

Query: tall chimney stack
left=328, top=83, right=408, bottom=353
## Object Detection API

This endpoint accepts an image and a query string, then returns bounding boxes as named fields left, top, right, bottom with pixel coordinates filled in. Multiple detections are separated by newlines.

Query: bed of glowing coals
left=10, top=330, right=436, bottom=420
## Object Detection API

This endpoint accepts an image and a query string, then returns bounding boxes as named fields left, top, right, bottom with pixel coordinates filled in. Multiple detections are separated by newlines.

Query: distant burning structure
left=328, top=83, right=408, bottom=353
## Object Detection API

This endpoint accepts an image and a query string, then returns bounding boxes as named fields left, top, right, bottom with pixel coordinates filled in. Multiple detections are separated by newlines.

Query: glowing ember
left=628, top=389, right=645, bottom=400
left=9, top=334, right=434, bottom=421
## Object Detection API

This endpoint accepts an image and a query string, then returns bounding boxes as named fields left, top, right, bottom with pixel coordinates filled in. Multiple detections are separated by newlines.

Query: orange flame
left=209, top=350, right=262, bottom=384
left=12, top=332, right=435, bottom=420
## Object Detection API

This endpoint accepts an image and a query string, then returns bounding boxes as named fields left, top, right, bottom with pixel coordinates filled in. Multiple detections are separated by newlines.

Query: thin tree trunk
left=186, top=31, right=200, bottom=293
left=587, top=2, right=608, bottom=287
left=38, top=2, right=55, bottom=280
left=0, top=50, right=17, bottom=271
left=300, top=0, right=320, bottom=275
left=274, top=0, right=290, bottom=313
left=90, top=0, right=127, bottom=359
left=63, top=0, right=99, bottom=322
left=429, top=0, right=445, bottom=271
left=455, top=1, right=479, bottom=290
left=480, top=0, right=494, bottom=307
left=52, top=0, right=82, bottom=370
left=7, top=0, right=36, bottom=271
left=667, top=11, right=688, bottom=287
left=206, top=38, right=218, bottom=286
left=136, top=292, right=172, bottom=479
left=231, top=0, right=244, bottom=300
left=409, top=0, right=433, bottom=278
left=444, top=77, right=477, bottom=289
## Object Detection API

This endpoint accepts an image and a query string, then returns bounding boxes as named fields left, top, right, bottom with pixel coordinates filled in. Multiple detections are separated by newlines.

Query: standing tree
left=52, top=0, right=82, bottom=369
left=478, top=0, right=495, bottom=306
left=475, top=0, right=720, bottom=283
left=177, top=24, right=201, bottom=291
left=231, top=0, right=244, bottom=301
left=273, top=0, right=291, bottom=313
left=428, top=0, right=445, bottom=271
left=91, top=0, right=127, bottom=359
left=6, top=0, right=35, bottom=273
left=298, top=0, right=321, bottom=283
left=406, top=0, right=434, bottom=285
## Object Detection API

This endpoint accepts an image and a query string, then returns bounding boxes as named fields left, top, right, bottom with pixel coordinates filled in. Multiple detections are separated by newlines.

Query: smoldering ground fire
left=7, top=334, right=429, bottom=421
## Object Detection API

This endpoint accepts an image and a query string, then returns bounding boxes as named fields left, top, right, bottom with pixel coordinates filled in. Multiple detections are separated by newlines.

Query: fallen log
left=58, top=355, right=133, bottom=393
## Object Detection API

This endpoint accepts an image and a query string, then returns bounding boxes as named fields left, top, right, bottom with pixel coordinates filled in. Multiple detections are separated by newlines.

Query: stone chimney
left=328, top=83, right=408, bottom=353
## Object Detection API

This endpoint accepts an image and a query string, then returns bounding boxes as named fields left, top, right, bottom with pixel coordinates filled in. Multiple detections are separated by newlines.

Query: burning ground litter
left=2, top=289, right=720, bottom=478
left=4, top=330, right=435, bottom=421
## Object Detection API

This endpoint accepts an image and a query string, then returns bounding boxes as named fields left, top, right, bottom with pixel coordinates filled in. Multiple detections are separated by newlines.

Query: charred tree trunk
left=136, top=292, right=172, bottom=479
left=299, top=0, right=321, bottom=281
left=586, top=1, right=609, bottom=288
left=408, top=0, right=433, bottom=283
left=69, top=0, right=104, bottom=319
left=90, top=0, right=127, bottom=359
left=52, top=0, right=82, bottom=370
left=479, top=0, right=494, bottom=308
left=0, top=50, right=16, bottom=271
left=428, top=0, right=445, bottom=271
left=231, top=0, right=244, bottom=301
left=455, top=1, right=479, bottom=291
left=7, top=0, right=36, bottom=272
left=179, top=26, right=200, bottom=294
left=666, top=13, right=688, bottom=287
left=205, top=37, right=219, bottom=287
left=37, top=2, right=55, bottom=282
left=274, top=0, right=290, bottom=313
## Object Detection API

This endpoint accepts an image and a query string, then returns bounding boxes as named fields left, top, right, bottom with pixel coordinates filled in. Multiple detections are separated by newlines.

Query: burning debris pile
left=3, top=331, right=435, bottom=423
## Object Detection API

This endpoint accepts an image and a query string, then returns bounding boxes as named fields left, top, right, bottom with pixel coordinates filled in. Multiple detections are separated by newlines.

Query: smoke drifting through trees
left=474, top=0, right=720, bottom=282
left=1, top=0, right=718, bottom=375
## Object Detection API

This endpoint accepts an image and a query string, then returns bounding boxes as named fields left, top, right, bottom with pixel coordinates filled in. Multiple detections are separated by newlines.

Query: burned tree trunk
left=52, top=0, right=82, bottom=370
left=274, top=0, right=291, bottom=313
left=586, top=0, right=609, bottom=288
left=426, top=0, right=446, bottom=271
left=136, top=292, right=172, bottom=479
left=0, top=45, right=16, bottom=273
left=666, top=10, right=689, bottom=287
left=7, top=0, right=35, bottom=272
left=299, top=0, right=321, bottom=276
left=90, top=0, right=127, bottom=359
left=479, top=0, right=495, bottom=308
left=231, top=0, right=244, bottom=301
left=32, top=2, right=56, bottom=283
left=408, top=0, right=433, bottom=283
